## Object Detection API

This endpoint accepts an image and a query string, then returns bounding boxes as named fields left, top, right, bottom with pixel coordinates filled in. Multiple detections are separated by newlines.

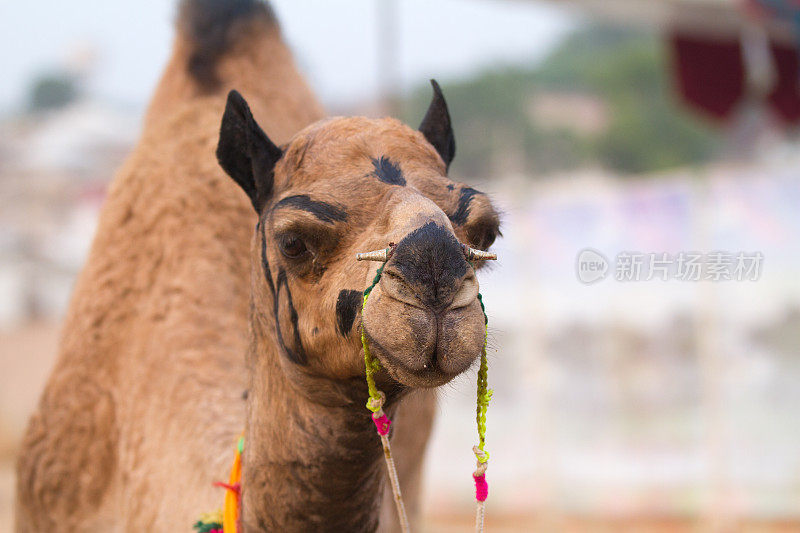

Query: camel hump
left=177, top=0, right=279, bottom=91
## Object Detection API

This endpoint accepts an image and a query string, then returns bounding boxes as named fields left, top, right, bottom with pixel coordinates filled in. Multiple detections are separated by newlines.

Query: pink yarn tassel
left=473, top=473, right=488, bottom=502
left=372, top=412, right=392, bottom=435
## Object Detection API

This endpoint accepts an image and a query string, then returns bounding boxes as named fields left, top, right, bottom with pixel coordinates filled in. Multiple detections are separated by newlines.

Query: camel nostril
left=448, top=274, right=479, bottom=310
left=382, top=269, right=404, bottom=283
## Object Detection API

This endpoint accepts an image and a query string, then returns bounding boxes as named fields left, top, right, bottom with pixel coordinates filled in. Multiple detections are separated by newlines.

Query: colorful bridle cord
left=360, top=255, right=492, bottom=533
left=361, top=262, right=410, bottom=532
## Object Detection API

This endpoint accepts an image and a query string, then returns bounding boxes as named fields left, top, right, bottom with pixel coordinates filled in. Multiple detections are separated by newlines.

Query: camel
left=15, top=1, right=501, bottom=531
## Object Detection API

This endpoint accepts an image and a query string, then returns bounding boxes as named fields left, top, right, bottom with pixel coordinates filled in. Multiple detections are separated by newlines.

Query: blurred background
left=2, top=0, right=800, bottom=531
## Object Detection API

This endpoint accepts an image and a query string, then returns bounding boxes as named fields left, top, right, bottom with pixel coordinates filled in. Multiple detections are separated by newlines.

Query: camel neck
left=241, top=350, right=389, bottom=531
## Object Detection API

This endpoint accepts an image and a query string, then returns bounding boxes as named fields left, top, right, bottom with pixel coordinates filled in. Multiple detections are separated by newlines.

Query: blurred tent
left=544, top=0, right=800, bottom=125
left=546, top=0, right=795, bottom=41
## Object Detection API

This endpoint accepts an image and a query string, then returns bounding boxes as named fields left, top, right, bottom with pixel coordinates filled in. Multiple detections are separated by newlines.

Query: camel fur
left=16, top=1, right=500, bottom=531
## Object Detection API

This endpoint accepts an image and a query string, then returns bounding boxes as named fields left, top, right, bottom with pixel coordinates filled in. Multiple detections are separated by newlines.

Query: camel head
left=216, top=81, right=500, bottom=392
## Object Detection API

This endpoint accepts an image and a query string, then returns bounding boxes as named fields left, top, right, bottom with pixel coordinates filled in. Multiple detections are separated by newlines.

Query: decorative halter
left=358, top=243, right=495, bottom=533
left=195, top=244, right=496, bottom=533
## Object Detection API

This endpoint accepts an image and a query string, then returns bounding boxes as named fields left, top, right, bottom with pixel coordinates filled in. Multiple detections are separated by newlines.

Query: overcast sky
left=0, top=0, right=575, bottom=112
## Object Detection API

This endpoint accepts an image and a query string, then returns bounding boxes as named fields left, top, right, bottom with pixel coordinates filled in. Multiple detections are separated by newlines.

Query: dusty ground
left=422, top=514, right=800, bottom=532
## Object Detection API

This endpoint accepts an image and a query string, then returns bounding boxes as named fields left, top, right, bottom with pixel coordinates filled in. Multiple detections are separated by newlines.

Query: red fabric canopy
left=670, top=33, right=746, bottom=122
left=671, top=31, right=800, bottom=126
left=766, top=41, right=800, bottom=123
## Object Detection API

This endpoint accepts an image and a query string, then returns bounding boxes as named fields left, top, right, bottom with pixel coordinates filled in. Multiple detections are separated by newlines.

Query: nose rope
left=362, top=261, right=386, bottom=408
left=360, top=252, right=492, bottom=533
left=361, top=260, right=410, bottom=532
left=473, top=292, right=492, bottom=532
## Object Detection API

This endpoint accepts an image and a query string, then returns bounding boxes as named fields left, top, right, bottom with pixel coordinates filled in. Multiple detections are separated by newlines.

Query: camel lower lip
left=384, top=361, right=455, bottom=388
left=364, top=330, right=469, bottom=387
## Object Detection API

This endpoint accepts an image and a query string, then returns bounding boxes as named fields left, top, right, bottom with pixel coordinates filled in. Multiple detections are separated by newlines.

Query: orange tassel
left=221, top=437, right=243, bottom=533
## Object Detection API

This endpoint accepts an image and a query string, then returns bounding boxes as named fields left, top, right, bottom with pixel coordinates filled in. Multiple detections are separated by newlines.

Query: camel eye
left=279, top=235, right=308, bottom=259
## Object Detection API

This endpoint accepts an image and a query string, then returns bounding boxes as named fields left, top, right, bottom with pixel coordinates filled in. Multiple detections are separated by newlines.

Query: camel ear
left=418, top=79, right=456, bottom=171
left=217, top=90, right=282, bottom=212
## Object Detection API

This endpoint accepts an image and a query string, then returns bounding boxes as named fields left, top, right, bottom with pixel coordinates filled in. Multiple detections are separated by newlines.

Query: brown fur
left=16, top=2, right=499, bottom=532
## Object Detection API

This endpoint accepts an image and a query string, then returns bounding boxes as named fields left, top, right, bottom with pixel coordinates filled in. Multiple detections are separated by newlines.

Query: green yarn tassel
left=475, top=293, right=492, bottom=461
left=361, top=263, right=386, bottom=412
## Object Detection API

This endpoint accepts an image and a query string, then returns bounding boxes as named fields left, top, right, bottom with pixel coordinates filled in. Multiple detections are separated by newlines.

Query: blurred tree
left=403, top=24, right=721, bottom=178
left=28, top=72, right=79, bottom=112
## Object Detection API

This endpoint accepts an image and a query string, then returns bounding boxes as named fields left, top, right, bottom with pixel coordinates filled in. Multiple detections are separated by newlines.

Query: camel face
left=217, top=87, right=500, bottom=388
